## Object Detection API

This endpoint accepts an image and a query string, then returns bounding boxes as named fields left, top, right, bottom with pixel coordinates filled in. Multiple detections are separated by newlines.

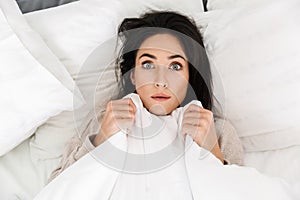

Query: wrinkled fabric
left=34, top=94, right=298, bottom=200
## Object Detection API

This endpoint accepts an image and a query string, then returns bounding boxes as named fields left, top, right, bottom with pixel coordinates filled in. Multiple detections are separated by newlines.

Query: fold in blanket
left=34, top=94, right=299, bottom=200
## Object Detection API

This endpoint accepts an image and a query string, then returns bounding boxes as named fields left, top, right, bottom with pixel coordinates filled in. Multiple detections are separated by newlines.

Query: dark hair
left=115, top=10, right=221, bottom=115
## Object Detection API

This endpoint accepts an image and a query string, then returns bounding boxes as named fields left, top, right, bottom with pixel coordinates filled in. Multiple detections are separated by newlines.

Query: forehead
left=137, top=34, right=187, bottom=58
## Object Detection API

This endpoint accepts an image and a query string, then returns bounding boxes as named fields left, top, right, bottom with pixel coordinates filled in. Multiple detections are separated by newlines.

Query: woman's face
left=131, top=34, right=189, bottom=115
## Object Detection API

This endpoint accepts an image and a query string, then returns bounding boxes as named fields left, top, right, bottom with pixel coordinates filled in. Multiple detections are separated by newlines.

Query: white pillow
left=195, top=0, right=300, bottom=152
left=118, top=0, right=204, bottom=17
left=206, top=0, right=274, bottom=10
left=0, top=0, right=84, bottom=156
left=24, top=0, right=123, bottom=77
left=23, top=0, right=123, bottom=161
left=24, top=0, right=205, bottom=160
left=25, top=0, right=204, bottom=77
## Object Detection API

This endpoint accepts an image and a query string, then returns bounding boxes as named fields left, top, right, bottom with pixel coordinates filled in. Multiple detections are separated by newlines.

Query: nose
left=155, top=82, right=168, bottom=88
left=154, top=67, right=168, bottom=88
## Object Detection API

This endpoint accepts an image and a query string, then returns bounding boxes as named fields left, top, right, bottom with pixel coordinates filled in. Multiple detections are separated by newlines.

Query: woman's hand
left=181, top=104, right=224, bottom=164
left=93, top=98, right=136, bottom=147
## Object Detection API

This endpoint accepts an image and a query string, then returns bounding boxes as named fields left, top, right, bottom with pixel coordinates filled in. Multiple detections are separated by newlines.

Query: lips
left=151, top=93, right=171, bottom=102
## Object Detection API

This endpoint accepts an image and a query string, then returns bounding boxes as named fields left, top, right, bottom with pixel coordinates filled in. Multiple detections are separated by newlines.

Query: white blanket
left=34, top=94, right=299, bottom=200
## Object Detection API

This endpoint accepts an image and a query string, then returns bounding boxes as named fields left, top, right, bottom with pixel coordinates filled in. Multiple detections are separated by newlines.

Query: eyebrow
left=168, top=54, right=186, bottom=61
left=138, top=53, right=186, bottom=61
left=139, top=53, right=156, bottom=59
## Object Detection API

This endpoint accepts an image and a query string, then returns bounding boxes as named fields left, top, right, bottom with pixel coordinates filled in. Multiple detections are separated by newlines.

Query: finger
left=182, top=116, right=201, bottom=127
left=128, top=99, right=136, bottom=113
left=115, top=118, right=135, bottom=132
left=181, top=122, right=218, bottom=150
left=109, top=99, right=136, bottom=112
left=185, top=104, right=202, bottom=112
left=183, top=110, right=201, bottom=119
left=181, top=124, right=200, bottom=138
left=198, top=114, right=214, bottom=128
left=185, top=109, right=213, bottom=123
left=197, top=119, right=209, bottom=129
left=111, top=98, right=131, bottom=105
left=199, top=108, right=214, bottom=119
left=183, top=118, right=211, bottom=132
left=110, top=110, right=135, bottom=120
left=198, top=107, right=212, bottom=113
left=118, top=98, right=136, bottom=112
left=185, top=107, right=214, bottom=120
left=182, top=124, right=209, bottom=145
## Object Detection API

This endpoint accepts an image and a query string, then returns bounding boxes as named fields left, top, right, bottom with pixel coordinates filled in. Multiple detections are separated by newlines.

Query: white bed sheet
left=33, top=132, right=298, bottom=199
left=0, top=137, right=60, bottom=200
left=1, top=136, right=299, bottom=199
left=244, top=145, right=300, bottom=185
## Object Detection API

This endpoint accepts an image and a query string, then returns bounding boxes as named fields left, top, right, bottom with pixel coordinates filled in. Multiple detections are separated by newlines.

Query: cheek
left=134, top=69, right=158, bottom=90
left=166, top=72, right=189, bottom=101
left=135, top=84, right=148, bottom=95
left=135, top=85, right=153, bottom=109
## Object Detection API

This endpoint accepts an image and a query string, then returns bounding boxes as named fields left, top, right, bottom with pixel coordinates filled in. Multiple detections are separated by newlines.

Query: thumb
left=129, top=98, right=137, bottom=113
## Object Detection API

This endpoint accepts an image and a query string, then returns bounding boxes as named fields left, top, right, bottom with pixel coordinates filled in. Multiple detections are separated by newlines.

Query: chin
left=148, top=104, right=170, bottom=116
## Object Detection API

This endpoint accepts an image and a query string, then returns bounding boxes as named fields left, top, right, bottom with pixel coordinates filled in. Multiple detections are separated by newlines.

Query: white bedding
left=0, top=138, right=60, bottom=200
left=34, top=148, right=300, bottom=200
left=33, top=95, right=299, bottom=200
left=1, top=0, right=300, bottom=199
left=244, top=145, right=300, bottom=185
left=0, top=1, right=76, bottom=198
left=0, top=0, right=85, bottom=157
left=2, top=138, right=299, bottom=199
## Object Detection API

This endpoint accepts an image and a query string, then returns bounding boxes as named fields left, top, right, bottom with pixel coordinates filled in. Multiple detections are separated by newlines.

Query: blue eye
left=142, top=62, right=154, bottom=69
left=169, top=63, right=182, bottom=71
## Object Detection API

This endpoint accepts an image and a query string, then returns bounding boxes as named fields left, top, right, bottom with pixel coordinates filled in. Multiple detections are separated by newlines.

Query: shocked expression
left=131, top=33, right=189, bottom=115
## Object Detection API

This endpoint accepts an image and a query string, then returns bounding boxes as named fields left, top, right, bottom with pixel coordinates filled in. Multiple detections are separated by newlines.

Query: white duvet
left=34, top=94, right=299, bottom=200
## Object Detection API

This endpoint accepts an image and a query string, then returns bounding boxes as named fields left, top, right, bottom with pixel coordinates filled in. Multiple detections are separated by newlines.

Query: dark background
left=16, top=0, right=78, bottom=13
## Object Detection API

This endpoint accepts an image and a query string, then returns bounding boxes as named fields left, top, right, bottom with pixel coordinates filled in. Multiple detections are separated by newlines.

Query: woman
left=49, top=11, right=243, bottom=183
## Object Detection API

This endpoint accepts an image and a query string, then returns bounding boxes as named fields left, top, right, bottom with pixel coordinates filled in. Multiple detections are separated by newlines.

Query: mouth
left=151, top=93, right=171, bottom=102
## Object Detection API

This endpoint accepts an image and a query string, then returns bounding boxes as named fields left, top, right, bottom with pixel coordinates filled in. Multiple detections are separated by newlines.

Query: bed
left=0, top=0, right=299, bottom=199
